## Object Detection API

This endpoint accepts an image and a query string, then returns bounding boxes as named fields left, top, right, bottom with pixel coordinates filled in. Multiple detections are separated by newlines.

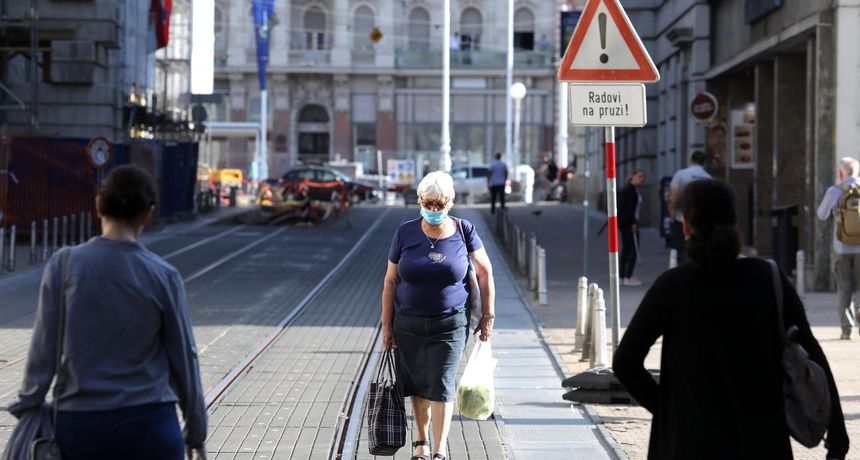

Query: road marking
left=161, top=225, right=246, bottom=260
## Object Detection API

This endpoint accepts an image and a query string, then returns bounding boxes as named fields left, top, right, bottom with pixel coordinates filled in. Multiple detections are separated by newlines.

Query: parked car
left=280, top=167, right=380, bottom=203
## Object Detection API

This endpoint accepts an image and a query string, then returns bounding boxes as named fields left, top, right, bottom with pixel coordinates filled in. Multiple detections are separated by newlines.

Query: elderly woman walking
left=382, top=171, right=496, bottom=460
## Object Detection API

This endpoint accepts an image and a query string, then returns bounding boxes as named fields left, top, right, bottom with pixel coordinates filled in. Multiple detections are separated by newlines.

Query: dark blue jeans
left=56, top=402, right=185, bottom=460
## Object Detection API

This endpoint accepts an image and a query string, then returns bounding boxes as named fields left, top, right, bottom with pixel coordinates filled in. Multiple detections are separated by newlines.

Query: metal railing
left=494, top=210, right=547, bottom=305
left=396, top=49, right=554, bottom=70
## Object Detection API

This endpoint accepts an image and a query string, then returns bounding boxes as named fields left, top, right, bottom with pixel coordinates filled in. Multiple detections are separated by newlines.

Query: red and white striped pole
left=604, top=126, right=621, bottom=350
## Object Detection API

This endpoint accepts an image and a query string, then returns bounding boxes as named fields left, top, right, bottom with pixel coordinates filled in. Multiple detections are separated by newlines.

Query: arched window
left=353, top=6, right=375, bottom=52
left=514, top=8, right=535, bottom=50
left=408, top=7, right=431, bottom=51
left=299, top=105, right=329, bottom=123
left=304, top=6, right=327, bottom=50
left=460, top=8, right=482, bottom=50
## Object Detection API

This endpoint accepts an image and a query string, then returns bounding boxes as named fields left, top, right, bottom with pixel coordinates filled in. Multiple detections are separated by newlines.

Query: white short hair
left=416, top=171, right=456, bottom=202
left=840, top=157, right=859, bottom=178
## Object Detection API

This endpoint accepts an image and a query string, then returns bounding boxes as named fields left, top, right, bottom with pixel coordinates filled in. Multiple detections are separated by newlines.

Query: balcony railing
left=396, top=49, right=554, bottom=70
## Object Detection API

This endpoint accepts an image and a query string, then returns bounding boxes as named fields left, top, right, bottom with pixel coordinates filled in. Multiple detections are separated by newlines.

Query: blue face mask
left=420, top=207, right=448, bottom=226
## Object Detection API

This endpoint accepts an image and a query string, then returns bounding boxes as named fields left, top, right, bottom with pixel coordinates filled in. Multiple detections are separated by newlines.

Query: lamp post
left=510, top=82, right=527, bottom=170
left=439, top=0, right=452, bottom=172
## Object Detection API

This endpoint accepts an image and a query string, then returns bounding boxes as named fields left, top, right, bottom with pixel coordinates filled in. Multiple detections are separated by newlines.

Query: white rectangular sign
left=568, top=83, right=647, bottom=127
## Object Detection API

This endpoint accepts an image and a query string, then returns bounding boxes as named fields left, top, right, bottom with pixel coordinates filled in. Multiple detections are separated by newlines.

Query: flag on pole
left=252, top=0, right=276, bottom=90
left=150, top=0, right=172, bottom=50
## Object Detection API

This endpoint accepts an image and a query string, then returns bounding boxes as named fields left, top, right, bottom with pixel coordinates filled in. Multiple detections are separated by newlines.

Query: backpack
left=836, top=184, right=860, bottom=244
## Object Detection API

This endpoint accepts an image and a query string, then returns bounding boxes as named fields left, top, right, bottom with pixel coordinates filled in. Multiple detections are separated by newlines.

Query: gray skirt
left=393, top=308, right=469, bottom=402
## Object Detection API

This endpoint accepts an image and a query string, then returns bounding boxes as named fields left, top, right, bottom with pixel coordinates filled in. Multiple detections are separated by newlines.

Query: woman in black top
left=618, top=170, right=645, bottom=286
left=613, top=179, right=848, bottom=460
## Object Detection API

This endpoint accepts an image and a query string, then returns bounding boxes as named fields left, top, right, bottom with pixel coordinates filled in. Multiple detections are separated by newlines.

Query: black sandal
left=432, top=454, right=447, bottom=460
left=410, top=440, right=431, bottom=460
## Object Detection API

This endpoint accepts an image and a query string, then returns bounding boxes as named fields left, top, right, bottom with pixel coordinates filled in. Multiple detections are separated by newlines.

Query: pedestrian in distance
left=613, top=179, right=848, bottom=460
left=487, top=153, right=508, bottom=214
left=667, top=150, right=711, bottom=264
left=619, top=170, right=645, bottom=286
left=382, top=171, right=496, bottom=460
left=816, top=156, right=860, bottom=340
left=6, top=165, right=207, bottom=460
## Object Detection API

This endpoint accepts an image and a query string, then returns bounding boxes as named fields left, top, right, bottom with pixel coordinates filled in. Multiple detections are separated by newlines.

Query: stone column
left=377, top=75, right=396, bottom=153
left=375, top=1, right=395, bottom=68
left=227, top=74, right=250, bottom=170
left=272, top=74, right=291, bottom=174
left=331, top=0, right=351, bottom=65
left=333, top=75, right=352, bottom=161
left=815, top=14, right=837, bottom=291
left=754, top=61, right=775, bottom=257
left=271, top=0, right=289, bottom=66
left=227, top=1, right=247, bottom=67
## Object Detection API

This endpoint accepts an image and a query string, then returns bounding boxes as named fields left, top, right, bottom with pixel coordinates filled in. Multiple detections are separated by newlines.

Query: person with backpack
left=817, top=156, right=860, bottom=340
left=614, top=179, right=848, bottom=460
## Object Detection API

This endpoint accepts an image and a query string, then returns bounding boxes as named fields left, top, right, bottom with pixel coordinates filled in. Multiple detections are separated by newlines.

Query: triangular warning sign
left=558, top=0, right=659, bottom=82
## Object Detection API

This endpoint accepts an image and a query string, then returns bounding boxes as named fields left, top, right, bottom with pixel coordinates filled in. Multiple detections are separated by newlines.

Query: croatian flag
left=150, top=0, right=172, bottom=50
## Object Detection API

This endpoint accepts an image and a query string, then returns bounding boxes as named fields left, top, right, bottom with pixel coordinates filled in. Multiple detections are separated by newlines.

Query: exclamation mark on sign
left=599, top=13, right=608, bottom=64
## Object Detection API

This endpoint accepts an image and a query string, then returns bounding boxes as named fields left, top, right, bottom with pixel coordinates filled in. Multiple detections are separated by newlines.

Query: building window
left=460, top=8, right=482, bottom=51
left=354, top=123, right=376, bottom=146
left=353, top=6, right=375, bottom=52
left=304, top=6, right=327, bottom=50
left=408, top=7, right=431, bottom=51
left=214, top=5, right=225, bottom=52
left=514, top=8, right=535, bottom=51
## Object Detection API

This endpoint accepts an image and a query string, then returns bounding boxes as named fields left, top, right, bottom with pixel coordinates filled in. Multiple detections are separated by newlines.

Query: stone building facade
left=210, top=0, right=562, bottom=178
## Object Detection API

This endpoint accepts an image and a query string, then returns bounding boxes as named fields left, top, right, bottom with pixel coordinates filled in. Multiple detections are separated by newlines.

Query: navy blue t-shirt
left=388, top=217, right=484, bottom=317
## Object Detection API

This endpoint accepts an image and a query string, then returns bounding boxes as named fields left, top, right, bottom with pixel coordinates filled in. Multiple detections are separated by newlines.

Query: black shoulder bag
left=768, top=259, right=831, bottom=448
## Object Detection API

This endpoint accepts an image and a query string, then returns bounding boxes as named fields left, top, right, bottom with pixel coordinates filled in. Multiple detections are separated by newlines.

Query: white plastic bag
left=456, top=340, right=497, bottom=420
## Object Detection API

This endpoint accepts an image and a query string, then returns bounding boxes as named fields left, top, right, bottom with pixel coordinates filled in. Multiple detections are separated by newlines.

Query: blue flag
left=252, top=0, right=275, bottom=90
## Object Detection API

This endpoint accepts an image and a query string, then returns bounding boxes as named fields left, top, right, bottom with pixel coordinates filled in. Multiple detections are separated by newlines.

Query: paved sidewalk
left=480, top=202, right=860, bottom=460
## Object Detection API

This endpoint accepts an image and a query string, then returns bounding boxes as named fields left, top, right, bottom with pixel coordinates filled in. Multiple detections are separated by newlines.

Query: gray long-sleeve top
left=7, top=237, right=207, bottom=448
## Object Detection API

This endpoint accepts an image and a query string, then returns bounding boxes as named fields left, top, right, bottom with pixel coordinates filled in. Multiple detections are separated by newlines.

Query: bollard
left=590, top=289, right=609, bottom=368
left=538, top=247, right=548, bottom=305
left=215, top=187, right=222, bottom=209
left=70, top=214, right=76, bottom=247
left=8, top=224, right=16, bottom=271
left=519, top=230, right=527, bottom=272
left=61, top=216, right=68, bottom=247
left=42, top=219, right=49, bottom=261
left=796, top=250, right=805, bottom=298
left=574, top=277, right=589, bottom=352
left=0, top=228, right=4, bottom=273
left=669, top=249, right=677, bottom=269
left=30, top=221, right=36, bottom=265
left=529, top=236, right=538, bottom=290
left=581, top=284, right=598, bottom=362
left=514, top=227, right=522, bottom=264
left=85, top=212, right=92, bottom=239
left=52, top=217, right=59, bottom=254
left=79, top=212, right=85, bottom=244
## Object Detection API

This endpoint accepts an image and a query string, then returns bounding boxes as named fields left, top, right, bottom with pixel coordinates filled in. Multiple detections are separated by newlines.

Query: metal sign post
left=557, top=0, right=660, bottom=353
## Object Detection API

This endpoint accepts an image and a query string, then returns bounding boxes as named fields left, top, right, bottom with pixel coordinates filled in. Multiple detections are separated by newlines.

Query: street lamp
left=510, top=82, right=527, bottom=170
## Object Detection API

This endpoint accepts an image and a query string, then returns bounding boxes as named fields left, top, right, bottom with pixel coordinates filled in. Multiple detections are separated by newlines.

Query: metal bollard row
left=496, top=218, right=550, bottom=305
left=574, top=277, right=589, bottom=352
left=576, top=281, right=608, bottom=369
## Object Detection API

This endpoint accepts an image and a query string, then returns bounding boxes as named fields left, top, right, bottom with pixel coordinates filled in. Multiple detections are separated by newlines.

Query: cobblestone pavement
left=480, top=201, right=860, bottom=460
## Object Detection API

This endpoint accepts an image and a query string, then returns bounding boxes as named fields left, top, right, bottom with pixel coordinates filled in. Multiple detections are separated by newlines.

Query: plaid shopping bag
left=367, top=350, right=406, bottom=456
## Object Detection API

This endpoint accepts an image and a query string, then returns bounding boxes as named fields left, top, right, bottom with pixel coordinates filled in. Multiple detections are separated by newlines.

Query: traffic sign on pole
left=557, top=0, right=659, bottom=83
left=556, top=0, right=660, bottom=354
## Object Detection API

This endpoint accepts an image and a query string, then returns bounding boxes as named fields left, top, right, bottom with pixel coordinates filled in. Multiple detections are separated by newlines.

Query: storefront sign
left=729, top=109, right=756, bottom=169
left=690, top=91, right=718, bottom=124
left=568, top=83, right=647, bottom=127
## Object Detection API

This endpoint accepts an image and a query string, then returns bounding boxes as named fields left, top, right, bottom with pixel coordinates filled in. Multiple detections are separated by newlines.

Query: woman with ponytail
left=613, top=179, right=848, bottom=459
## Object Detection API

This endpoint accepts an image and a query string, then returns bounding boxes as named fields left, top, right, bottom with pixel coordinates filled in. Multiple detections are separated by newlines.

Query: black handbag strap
left=52, top=247, right=71, bottom=438
left=767, top=259, right=787, bottom=345
left=375, top=349, right=396, bottom=383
